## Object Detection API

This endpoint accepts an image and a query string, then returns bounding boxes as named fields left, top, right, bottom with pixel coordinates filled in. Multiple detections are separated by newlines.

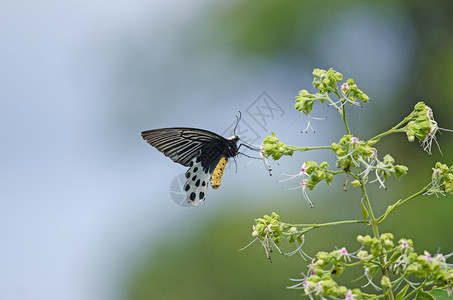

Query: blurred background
left=1, top=0, right=453, bottom=299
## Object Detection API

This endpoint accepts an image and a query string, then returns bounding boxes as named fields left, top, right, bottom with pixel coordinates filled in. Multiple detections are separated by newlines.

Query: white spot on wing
left=183, top=158, right=211, bottom=206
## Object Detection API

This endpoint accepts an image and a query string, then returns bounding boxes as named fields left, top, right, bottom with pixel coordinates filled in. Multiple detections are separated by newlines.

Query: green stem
left=387, top=274, right=407, bottom=295
left=376, top=184, right=431, bottom=223
left=369, top=128, right=406, bottom=143
left=343, top=261, right=363, bottom=268
left=332, top=88, right=351, bottom=135
left=342, top=102, right=351, bottom=135
left=326, top=170, right=344, bottom=175
left=287, top=145, right=332, bottom=152
left=325, top=93, right=341, bottom=112
left=368, top=114, right=414, bottom=142
left=289, top=219, right=364, bottom=228
left=284, top=219, right=365, bottom=236
left=360, top=183, right=379, bottom=238
left=359, top=179, right=394, bottom=300
left=402, top=279, right=429, bottom=300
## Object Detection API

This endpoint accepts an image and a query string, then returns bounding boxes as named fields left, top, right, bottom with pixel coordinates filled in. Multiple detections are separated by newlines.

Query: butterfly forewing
left=141, top=128, right=229, bottom=167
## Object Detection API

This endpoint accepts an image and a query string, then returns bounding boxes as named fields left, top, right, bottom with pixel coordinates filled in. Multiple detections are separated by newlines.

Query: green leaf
left=427, top=289, right=450, bottom=300
left=417, top=291, right=436, bottom=300
left=361, top=198, right=369, bottom=223
left=395, top=284, right=409, bottom=300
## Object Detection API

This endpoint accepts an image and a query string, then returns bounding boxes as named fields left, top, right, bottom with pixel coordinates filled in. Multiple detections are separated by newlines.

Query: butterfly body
left=141, top=128, right=240, bottom=206
left=211, top=156, right=228, bottom=189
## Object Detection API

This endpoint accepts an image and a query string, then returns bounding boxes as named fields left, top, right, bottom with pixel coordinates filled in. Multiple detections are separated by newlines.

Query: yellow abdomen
left=211, top=157, right=228, bottom=189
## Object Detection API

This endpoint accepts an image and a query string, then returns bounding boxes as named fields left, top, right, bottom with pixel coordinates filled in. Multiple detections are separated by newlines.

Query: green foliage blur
left=126, top=1, right=453, bottom=299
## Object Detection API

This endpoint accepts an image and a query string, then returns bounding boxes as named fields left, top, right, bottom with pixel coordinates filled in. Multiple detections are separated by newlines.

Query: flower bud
left=357, top=250, right=370, bottom=262
left=381, top=275, right=391, bottom=288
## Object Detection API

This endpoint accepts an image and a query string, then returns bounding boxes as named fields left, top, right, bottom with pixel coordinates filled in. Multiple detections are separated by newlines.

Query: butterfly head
left=228, top=134, right=240, bottom=142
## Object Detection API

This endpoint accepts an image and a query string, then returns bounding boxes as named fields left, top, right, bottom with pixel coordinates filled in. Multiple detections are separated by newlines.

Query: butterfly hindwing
left=141, top=127, right=240, bottom=206
left=183, top=157, right=211, bottom=206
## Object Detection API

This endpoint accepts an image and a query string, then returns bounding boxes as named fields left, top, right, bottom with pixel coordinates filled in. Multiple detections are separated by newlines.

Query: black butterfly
left=141, top=127, right=241, bottom=206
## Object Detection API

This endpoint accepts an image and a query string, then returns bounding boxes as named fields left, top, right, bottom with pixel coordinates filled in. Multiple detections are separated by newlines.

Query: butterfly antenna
left=233, top=111, right=242, bottom=135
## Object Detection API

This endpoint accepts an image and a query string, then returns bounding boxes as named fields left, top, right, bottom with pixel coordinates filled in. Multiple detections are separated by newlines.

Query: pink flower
left=341, top=83, right=350, bottom=91
left=345, top=290, right=355, bottom=300
left=350, top=137, right=359, bottom=145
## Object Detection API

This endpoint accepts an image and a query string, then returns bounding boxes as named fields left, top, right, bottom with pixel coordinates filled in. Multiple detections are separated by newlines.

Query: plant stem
left=359, top=184, right=379, bottom=238
left=325, top=93, right=351, bottom=134
left=402, top=279, right=429, bottom=300
left=290, top=219, right=364, bottom=228
left=368, top=128, right=406, bottom=143
left=368, top=114, right=414, bottom=142
left=342, top=103, right=351, bottom=135
left=288, top=145, right=332, bottom=152
left=360, top=181, right=395, bottom=300
left=376, top=184, right=431, bottom=223
left=325, top=93, right=341, bottom=112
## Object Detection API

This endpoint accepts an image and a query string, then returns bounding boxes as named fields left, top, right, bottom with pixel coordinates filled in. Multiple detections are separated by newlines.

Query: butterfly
left=141, top=127, right=241, bottom=206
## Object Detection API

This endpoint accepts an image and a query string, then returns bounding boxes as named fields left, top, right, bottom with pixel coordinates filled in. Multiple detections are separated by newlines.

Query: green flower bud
left=316, top=251, right=329, bottom=260
left=315, top=259, right=326, bottom=268
left=360, top=235, right=374, bottom=245
left=352, top=289, right=362, bottom=299
left=346, top=78, right=369, bottom=103
left=325, top=173, right=333, bottom=186
left=331, top=263, right=344, bottom=276
left=407, top=262, right=424, bottom=277
left=394, top=165, right=409, bottom=179
left=384, top=239, right=394, bottom=249
left=270, top=212, right=280, bottom=220
left=383, top=155, right=395, bottom=165
left=337, top=286, right=348, bottom=297
left=370, top=241, right=381, bottom=256
left=312, top=68, right=343, bottom=94
left=254, top=223, right=265, bottom=233
left=351, top=180, right=361, bottom=187
left=357, top=235, right=365, bottom=243
left=357, top=250, right=370, bottom=262
left=404, top=102, right=433, bottom=142
left=380, top=233, right=394, bottom=242
left=381, top=275, right=391, bottom=288
left=320, top=278, right=337, bottom=296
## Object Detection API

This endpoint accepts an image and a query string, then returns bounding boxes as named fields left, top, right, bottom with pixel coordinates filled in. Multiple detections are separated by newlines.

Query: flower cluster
left=290, top=247, right=366, bottom=299
left=403, top=102, right=453, bottom=154
left=331, top=135, right=408, bottom=188
left=245, top=213, right=311, bottom=261
left=331, top=135, right=375, bottom=172
left=294, top=68, right=369, bottom=116
left=404, top=102, right=435, bottom=143
left=249, top=68, right=453, bottom=300
left=252, top=212, right=285, bottom=247
left=342, top=78, right=370, bottom=104
left=312, top=68, right=343, bottom=94
left=424, top=162, right=453, bottom=196
left=357, top=233, right=453, bottom=296
left=248, top=213, right=305, bottom=260
left=279, top=161, right=333, bottom=207
left=279, top=161, right=332, bottom=188
left=286, top=233, right=453, bottom=300
left=262, top=132, right=295, bottom=160
left=297, top=275, right=362, bottom=300
left=295, top=89, right=327, bottom=115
